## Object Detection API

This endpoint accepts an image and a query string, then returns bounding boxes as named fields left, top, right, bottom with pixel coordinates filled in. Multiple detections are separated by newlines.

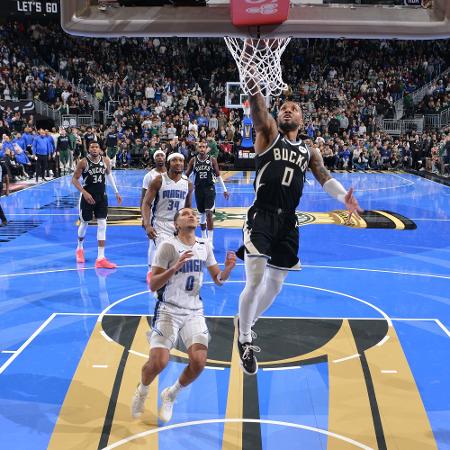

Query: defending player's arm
left=105, top=157, right=122, bottom=205
left=212, top=158, right=230, bottom=200
left=184, top=158, right=194, bottom=178
left=207, top=250, right=236, bottom=286
left=72, top=159, right=95, bottom=205
left=184, top=180, right=194, bottom=208
left=142, top=175, right=163, bottom=238
left=244, top=40, right=278, bottom=154
left=149, top=243, right=193, bottom=292
left=309, top=146, right=362, bottom=218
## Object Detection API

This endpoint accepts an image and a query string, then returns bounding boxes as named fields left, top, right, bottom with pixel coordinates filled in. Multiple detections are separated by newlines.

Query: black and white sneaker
left=237, top=340, right=260, bottom=375
left=234, top=316, right=260, bottom=375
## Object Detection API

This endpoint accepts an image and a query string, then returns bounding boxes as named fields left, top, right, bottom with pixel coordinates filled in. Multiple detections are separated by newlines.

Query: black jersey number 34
left=92, top=174, right=103, bottom=183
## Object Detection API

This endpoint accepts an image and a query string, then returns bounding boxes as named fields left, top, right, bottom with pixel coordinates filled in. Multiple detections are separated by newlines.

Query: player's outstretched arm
left=243, top=40, right=278, bottom=154
left=208, top=251, right=236, bottom=286
left=309, top=146, right=332, bottom=186
left=309, top=146, right=362, bottom=219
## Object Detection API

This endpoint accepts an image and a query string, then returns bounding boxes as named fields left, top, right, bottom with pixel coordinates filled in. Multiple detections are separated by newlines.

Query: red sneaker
left=76, top=248, right=85, bottom=263
left=95, top=258, right=117, bottom=269
left=146, top=271, right=152, bottom=285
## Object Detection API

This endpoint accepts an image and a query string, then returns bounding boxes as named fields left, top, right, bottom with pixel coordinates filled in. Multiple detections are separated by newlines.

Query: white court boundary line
left=0, top=313, right=57, bottom=375
left=102, top=418, right=374, bottom=450
left=282, top=282, right=392, bottom=328
left=0, top=263, right=448, bottom=280
left=435, top=320, right=450, bottom=338
left=0, top=314, right=447, bottom=375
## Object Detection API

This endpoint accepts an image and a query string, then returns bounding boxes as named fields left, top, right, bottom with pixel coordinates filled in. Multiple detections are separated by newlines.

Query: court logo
left=85, top=207, right=416, bottom=230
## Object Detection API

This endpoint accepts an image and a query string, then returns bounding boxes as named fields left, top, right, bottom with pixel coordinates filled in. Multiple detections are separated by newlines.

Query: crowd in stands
left=0, top=24, right=93, bottom=114
left=0, top=117, right=448, bottom=186
left=415, top=71, right=450, bottom=116
left=0, top=21, right=449, bottom=187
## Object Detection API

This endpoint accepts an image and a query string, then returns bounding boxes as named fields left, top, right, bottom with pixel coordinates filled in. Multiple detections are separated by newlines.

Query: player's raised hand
left=174, top=251, right=193, bottom=272
left=115, top=192, right=122, bottom=205
left=224, top=191, right=230, bottom=200
left=225, top=251, right=237, bottom=270
left=344, top=187, right=363, bottom=221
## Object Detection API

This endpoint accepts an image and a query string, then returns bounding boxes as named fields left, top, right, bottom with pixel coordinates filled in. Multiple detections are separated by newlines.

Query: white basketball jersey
left=142, top=168, right=163, bottom=190
left=152, top=173, right=189, bottom=226
left=152, top=237, right=217, bottom=310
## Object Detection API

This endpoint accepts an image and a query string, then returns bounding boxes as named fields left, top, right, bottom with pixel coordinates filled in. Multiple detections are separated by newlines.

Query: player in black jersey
left=185, top=141, right=229, bottom=247
left=235, top=51, right=362, bottom=375
left=72, top=142, right=122, bottom=269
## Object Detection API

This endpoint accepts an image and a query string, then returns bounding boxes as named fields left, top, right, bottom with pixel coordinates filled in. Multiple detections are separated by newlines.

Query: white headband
left=167, top=152, right=185, bottom=162
left=153, top=150, right=166, bottom=158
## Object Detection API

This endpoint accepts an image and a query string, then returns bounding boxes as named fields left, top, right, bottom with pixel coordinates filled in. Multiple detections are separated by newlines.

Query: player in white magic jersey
left=131, top=207, right=236, bottom=422
left=140, top=150, right=167, bottom=208
left=142, top=153, right=194, bottom=283
left=140, top=150, right=167, bottom=284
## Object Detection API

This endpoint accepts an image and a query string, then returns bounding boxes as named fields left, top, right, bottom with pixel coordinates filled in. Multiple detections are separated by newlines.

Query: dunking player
left=131, top=207, right=236, bottom=422
left=72, top=141, right=122, bottom=268
left=185, top=140, right=229, bottom=246
left=141, top=149, right=167, bottom=283
left=141, top=153, right=194, bottom=283
left=236, top=62, right=362, bottom=375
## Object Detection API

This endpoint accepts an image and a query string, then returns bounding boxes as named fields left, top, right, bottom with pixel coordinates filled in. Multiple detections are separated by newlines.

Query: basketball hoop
left=224, top=37, right=291, bottom=98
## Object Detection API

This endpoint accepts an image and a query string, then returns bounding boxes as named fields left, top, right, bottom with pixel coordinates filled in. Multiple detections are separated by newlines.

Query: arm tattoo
left=310, top=149, right=332, bottom=186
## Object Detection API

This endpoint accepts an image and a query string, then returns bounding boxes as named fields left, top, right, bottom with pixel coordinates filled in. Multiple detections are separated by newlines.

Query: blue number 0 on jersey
left=185, top=275, right=195, bottom=291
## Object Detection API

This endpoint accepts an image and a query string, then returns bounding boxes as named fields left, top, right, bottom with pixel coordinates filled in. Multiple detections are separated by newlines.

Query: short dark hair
left=173, top=208, right=192, bottom=235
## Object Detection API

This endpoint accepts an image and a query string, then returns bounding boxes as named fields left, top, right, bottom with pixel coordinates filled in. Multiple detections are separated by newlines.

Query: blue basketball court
left=0, top=170, right=449, bottom=450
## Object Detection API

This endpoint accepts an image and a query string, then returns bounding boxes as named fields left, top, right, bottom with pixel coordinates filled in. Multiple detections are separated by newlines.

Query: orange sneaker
left=76, top=248, right=85, bottom=263
left=95, top=257, right=117, bottom=269
left=146, top=271, right=152, bottom=285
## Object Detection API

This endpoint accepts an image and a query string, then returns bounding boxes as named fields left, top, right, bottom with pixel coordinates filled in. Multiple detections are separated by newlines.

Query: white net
left=224, top=37, right=291, bottom=98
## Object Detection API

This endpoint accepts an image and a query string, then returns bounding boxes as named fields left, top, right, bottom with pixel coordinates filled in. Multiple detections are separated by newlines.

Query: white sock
left=238, top=256, right=266, bottom=343
left=138, top=382, right=149, bottom=395
left=98, top=246, right=105, bottom=259
left=239, top=331, right=252, bottom=344
left=208, top=230, right=214, bottom=242
left=253, top=267, right=288, bottom=319
left=77, top=240, right=84, bottom=250
left=201, top=229, right=207, bottom=239
left=167, top=379, right=184, bottom=399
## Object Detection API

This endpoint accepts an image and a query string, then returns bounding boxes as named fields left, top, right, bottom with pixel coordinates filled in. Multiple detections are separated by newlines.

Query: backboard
left=225, top=82, right=271, bottom=109
left=61, top=0, right=450, bottom=39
